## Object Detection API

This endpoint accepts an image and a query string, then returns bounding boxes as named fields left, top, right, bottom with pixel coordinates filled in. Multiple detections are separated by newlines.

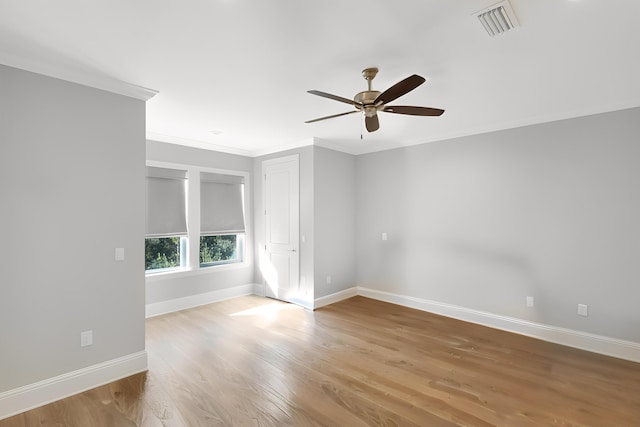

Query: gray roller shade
left=146, top=166, right=187, bottom=237
left=200, top=172, right=245, bottom=235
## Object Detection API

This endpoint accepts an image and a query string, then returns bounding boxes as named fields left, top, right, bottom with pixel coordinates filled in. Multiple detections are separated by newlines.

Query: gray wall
left=314, top=146, right=356, bottom=298
left=145, top=140, right=254, bottom=304
left=253, top=146, right=315, bottom=305
left=356, top=107, right=640, bottom=342
left=0, top=65, right=146, bottom=392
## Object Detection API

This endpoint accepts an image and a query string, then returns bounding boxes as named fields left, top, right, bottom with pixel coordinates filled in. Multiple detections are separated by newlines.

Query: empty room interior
left=1, top=1, right=640, bottom=426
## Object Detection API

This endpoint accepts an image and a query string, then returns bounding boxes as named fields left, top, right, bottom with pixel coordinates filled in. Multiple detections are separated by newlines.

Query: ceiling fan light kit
left=305, top=67, right=444, bottom=133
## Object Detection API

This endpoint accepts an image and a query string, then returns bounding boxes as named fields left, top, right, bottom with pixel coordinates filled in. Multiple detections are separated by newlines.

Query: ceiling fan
left=305, top=67, right=444, bottom=132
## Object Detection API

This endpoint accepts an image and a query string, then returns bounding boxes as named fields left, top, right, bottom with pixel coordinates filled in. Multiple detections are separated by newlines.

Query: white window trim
left=145, top=160, right=251, bottom=279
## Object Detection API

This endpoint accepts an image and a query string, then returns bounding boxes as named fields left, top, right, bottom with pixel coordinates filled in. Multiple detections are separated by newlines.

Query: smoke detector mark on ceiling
left=474, top=1, right=520, bottom=36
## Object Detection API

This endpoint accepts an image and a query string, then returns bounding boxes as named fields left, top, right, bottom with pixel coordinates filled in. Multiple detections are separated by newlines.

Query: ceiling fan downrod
left=362, top=67, right=378, bottom=91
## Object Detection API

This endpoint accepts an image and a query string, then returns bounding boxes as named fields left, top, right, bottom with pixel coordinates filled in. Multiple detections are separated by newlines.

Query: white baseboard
left=314, top=287, right=358, bottom=309
left=145, top=283, right=256, bottom=318
left=358, top=287, right=640, bottom=363
left=0, top=350, right=147, bottom=421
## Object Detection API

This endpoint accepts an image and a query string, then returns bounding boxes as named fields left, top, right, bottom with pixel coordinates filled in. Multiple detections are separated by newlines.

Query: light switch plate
left=115, top=247, right=125, bottom=261
left=80, top=330, right=93, bottom=347
left=578, top=304, right=588, bottom=317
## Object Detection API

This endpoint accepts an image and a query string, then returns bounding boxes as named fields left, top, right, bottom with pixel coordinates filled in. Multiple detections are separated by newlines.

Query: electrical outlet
left=526, top=296, right=534, bottom=307
left=381, top=232, right=388, bottom=241
left=578, top=304, right=588, bottom=317
left=115, top=247, right=125, bottom=261
left=326, top=275, right=332, bottom=284
left=80, top=330, right=93, bottom=347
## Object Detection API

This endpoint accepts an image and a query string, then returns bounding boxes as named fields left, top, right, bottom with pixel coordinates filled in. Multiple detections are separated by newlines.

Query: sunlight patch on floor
left=229, top=301, right=299, bottom=319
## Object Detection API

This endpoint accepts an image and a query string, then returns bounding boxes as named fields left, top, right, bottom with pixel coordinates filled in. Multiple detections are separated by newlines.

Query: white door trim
left=262, top=155, right=301, bottom=305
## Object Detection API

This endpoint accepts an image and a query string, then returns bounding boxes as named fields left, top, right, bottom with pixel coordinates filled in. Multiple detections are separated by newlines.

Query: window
left=200, top=234, right=243, bottom=266
left=199, top=172, right=245, bottom=267
left=145, top=163, right=248, bottom=275
left=145, top=167, right=188, bottom=273
left=145, top=236, right=187, bottom=270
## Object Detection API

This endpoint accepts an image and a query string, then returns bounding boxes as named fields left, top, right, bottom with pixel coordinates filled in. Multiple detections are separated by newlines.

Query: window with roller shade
left=199, top=172, right=245, bottom=267
left=145, top=166, right=188, bottom=272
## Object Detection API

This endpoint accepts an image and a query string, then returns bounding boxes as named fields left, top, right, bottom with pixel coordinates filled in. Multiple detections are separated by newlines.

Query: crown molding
left=0, top=52, right=157, bottom=101
left=146, top=132, right=255, bottom=157
left=250, top=137, right=316, bottom=157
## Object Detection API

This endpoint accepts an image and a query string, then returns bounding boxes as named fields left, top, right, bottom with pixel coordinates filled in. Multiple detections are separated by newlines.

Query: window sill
left=145, top=261, right=249, bottom=282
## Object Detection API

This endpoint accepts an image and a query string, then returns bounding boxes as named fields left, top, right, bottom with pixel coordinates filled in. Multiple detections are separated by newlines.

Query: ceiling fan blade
left=383, top=105, right=445, bottom=116
left=365, top=114, right=379, bottom=132
left=307, top=90, right=361, bottom=107
left=374, top=74, right=426, bottom=105
left=305, top=110, right=359, bottom=124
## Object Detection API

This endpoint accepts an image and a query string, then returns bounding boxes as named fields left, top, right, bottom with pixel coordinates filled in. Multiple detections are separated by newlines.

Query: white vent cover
left=474, top=1, right=519, bottom=36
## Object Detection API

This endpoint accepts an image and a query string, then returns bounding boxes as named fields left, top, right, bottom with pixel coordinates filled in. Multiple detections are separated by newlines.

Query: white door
left=262, top=155, right=300, bottom=304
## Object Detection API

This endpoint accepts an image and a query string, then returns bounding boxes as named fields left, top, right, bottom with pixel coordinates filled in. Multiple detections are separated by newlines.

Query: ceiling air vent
left=474, top=1, right=519, bottom=36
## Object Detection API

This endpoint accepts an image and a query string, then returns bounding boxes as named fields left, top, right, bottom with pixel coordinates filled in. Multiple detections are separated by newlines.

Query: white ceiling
left=1, top=0, right=639, bottom=156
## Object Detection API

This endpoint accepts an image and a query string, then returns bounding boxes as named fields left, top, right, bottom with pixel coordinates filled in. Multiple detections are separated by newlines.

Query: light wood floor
left=2, top=295, right=639, bottom=426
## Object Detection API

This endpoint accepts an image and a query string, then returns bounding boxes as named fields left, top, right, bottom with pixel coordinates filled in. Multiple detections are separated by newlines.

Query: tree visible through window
left=145, top=237, right=186, bottom=271
left=199, top=235, right=240, bottom=266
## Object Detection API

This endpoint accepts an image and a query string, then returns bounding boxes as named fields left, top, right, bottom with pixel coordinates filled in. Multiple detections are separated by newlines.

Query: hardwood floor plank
left=2, top=295, right=639, bottom=426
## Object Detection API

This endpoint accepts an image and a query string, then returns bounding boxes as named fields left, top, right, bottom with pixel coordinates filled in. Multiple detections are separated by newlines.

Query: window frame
left=145, top=160, right=250, bottom=278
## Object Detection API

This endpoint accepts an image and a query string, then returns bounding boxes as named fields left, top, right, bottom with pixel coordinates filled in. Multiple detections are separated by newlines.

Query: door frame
left=261, top=154, right=302, bottom=306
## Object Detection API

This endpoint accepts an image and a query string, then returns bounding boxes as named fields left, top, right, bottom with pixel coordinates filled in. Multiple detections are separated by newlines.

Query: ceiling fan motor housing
left=354, top=90, right=381, bottom=117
